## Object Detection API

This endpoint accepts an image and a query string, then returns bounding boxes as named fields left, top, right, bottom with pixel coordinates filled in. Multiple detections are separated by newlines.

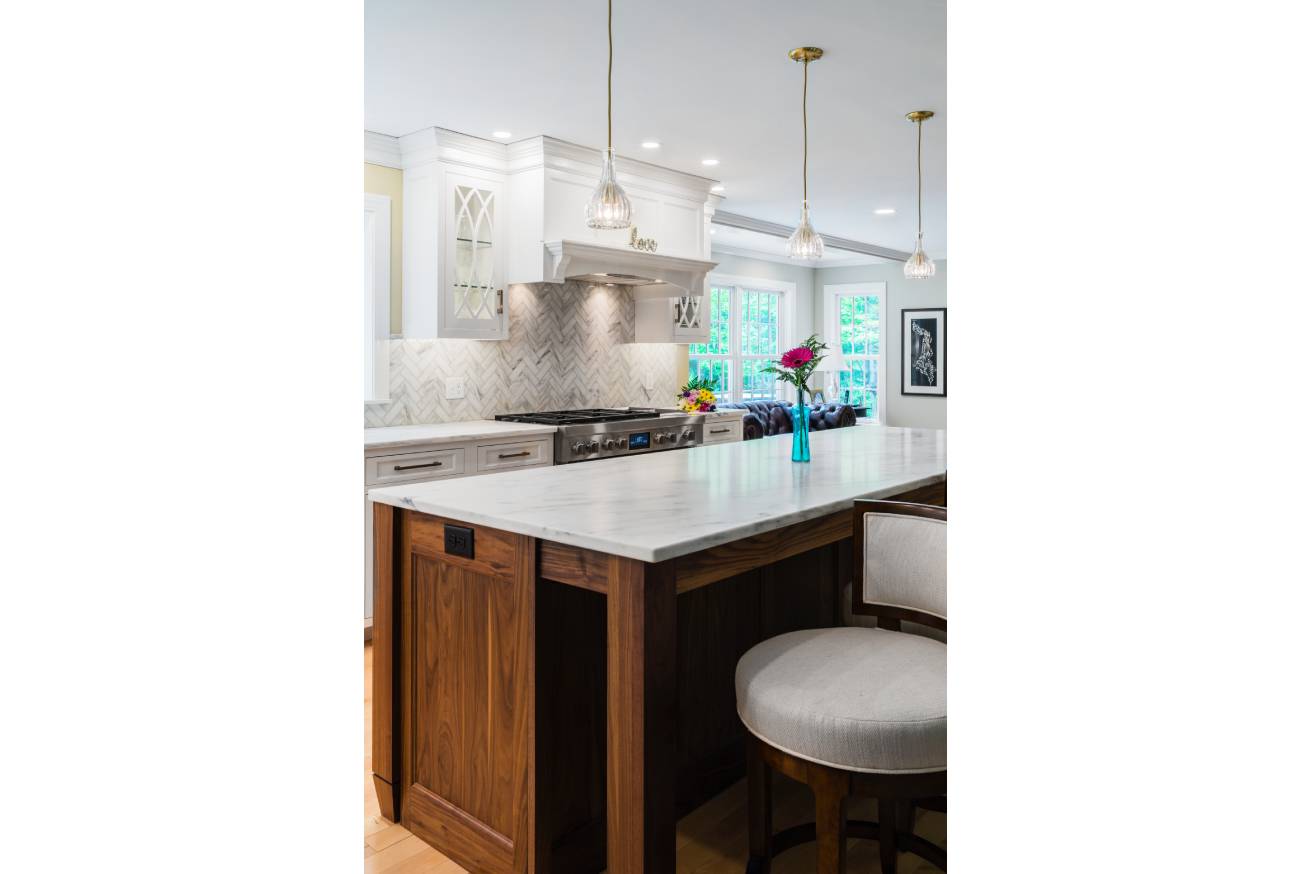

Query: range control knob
left=681, top=429, right=694, bottom=441
left=654, top=433, right=666, bottom=444
left=572, top=442, right=587, bottom=454
left=588, top=440, right=600, bottom=452
left=603, top=438, right=616, bottom=450
left=617, top=437, right=628, bottom=448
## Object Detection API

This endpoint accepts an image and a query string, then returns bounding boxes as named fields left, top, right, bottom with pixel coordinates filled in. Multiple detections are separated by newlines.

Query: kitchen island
left=368, top=424, right=946, bottom=874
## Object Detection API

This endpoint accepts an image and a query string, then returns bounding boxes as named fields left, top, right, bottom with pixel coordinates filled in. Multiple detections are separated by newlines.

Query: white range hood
left=542, top=240, right=717, bottom=298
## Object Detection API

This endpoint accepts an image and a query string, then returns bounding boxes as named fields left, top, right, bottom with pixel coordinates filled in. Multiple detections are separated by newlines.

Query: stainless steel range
left=495, top=408, right=703, bottom=464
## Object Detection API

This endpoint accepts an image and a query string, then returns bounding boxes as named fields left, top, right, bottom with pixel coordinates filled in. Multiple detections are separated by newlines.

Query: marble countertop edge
left=369, top=470, right=946, bottom=564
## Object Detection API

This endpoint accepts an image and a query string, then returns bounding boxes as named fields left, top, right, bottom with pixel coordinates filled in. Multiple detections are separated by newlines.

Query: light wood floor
left=364, top=643, right=945, bottom=873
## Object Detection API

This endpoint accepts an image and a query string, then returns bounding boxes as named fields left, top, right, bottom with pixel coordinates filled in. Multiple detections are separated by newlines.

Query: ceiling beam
left=711, top=211, right=911, bottom=262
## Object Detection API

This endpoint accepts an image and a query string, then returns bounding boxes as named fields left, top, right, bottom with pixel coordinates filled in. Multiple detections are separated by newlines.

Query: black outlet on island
left=444, top=524, right=474, bottom=559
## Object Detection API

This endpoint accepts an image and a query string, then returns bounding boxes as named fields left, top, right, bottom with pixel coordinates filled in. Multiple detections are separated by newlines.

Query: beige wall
left=364, top=163, right=403, bottom=334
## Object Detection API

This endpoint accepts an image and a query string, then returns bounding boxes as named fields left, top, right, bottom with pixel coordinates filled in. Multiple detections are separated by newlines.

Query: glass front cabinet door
left=441, top=171, right=508, bottom=340
left=672, top=294, right=710, bottom=343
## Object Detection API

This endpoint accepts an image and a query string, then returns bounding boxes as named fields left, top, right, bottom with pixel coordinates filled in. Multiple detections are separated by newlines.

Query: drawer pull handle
left=710, top=428, right=730, bottom=434
left=394, top=460, right=443, bottom=471
left=497, top=450, right=532, bottom=459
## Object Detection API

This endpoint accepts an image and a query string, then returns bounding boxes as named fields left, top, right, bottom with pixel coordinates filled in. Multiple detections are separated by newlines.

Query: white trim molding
left=364, top=131, right=402, bottom=168
left=364, top=193, right=392, bottom=404
left=713, top=211, right=913, bottom=263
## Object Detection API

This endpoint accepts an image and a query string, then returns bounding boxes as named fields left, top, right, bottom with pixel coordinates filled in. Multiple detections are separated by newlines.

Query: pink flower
left=780, top=346, right=814, bottom=369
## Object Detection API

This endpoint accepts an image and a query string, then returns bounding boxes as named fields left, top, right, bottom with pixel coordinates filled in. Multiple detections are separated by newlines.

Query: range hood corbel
left=543, top=240, right=717, bottom=298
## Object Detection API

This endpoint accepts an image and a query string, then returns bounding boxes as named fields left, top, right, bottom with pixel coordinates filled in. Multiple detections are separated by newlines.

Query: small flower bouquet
left=677, top=375, right=718, bottom=413
left=760, top=335, right=828, bottom=402
left=761, top=335, right=829, bottom=463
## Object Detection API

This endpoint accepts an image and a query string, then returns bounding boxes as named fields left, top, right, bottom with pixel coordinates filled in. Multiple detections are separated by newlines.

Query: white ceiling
left=711, top=226, right=893, bottom=268
left=365, top=0, right=946, bottom=258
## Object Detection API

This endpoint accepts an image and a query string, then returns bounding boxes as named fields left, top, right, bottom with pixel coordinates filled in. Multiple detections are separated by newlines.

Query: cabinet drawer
left=702, top=419, right=743, bottom=445
left=476, top=437, right=552, bottom=472
left=366, top=447, right=465, bottom=486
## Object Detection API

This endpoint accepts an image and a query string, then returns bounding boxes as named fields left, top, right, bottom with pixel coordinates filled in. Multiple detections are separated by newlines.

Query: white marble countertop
left=660, top=408, right=748, bottom=420
left=369, top=424, right=946, bottom=562
left=364, top=420, right=558, bottom=453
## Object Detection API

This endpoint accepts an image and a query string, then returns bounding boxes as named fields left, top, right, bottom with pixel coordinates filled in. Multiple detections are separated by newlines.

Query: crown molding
left=373, top=127, right=721, bottom=203
left=364, top=131, right=402, bottom=168
left=396, top=127, right=510, bottom=171
left=508, top=135, right=720, bottom=199
left=712, top=211, right=912, bottom=262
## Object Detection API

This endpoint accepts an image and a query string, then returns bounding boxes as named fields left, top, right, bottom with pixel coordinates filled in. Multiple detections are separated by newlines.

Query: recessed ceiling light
left=711, top=184, right=725, bottom=193
left=641, top=140, right=661, bottom=149
left=492, top=130, right=512, bottom=139
left=701, top=158, right=720, bottom=166
left=874, top=208, right=896, bottom=215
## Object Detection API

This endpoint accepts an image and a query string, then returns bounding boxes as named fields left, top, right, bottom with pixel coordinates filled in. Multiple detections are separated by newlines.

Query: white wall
left=814, top=260, right=947, bottom=429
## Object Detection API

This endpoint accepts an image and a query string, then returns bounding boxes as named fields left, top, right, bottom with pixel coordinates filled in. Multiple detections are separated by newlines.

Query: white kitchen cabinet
left=701, top=416, right=745, bottom=444
left=391, top=129, right=721, bottom=307
left=475, top=437, right=552, bottom=472
left=400, top=132, right=509, bottom=340
left=634, top=294, right=710, bottom=344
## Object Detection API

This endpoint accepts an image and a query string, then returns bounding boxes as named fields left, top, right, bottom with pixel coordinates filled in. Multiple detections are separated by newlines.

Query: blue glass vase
left=791, top=398, right=811, bottom=463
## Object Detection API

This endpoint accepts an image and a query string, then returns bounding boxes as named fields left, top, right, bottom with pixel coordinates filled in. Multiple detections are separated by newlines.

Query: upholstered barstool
left=735, top=500, right=946, bottom=873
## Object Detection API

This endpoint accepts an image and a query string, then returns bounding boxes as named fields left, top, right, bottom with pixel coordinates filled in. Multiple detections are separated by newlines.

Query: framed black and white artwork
left=901, top=308, right=947, bottom=397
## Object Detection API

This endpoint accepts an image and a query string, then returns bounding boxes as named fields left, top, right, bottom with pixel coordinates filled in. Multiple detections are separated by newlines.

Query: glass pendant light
left=904, top=110, right=936, bottom=279
left=584, top=0, right=632, bottom=230
left=786, top=47, right=825, bottom=260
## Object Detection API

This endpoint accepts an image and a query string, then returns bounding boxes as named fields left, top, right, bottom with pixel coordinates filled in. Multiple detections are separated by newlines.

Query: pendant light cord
left=607, top=0, right=613, bottom=150
left=801, top=59, right=809, bottom=204
left=916, top=118, right=923, bottom=238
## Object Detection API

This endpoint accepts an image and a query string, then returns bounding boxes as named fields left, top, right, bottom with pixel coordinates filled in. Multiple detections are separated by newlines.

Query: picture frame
left=901, top=307, right=947, bottom=397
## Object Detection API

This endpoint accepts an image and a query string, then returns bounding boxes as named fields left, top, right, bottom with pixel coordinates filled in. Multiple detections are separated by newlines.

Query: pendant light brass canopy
left=585, top=0, right=632, bottom=230
left=904, top=109, right=936, bottom=279
left=786, top=47, right=825, bottom=260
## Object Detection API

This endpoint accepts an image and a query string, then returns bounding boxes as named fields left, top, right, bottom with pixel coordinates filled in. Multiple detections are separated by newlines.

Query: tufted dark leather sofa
left=717, top=400, right=858, bottom=441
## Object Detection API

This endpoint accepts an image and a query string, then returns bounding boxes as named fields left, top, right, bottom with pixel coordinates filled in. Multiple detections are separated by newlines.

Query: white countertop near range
left=659, top=408, right=748, bottom=420
left=369, top=424, right=946, bottom=562
left=364, top=420, right=558, bottom=453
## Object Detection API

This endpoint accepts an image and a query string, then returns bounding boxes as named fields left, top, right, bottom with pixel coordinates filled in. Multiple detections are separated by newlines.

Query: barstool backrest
left=851, top=500, right=947, bottom=633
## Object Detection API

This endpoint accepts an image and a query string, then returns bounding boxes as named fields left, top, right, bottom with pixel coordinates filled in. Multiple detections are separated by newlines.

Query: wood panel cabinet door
left=402, top=514, right=535, bottom=874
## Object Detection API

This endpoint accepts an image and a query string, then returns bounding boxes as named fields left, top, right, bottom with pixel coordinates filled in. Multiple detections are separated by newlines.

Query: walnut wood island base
left=371, top=475, right=945, bottom=874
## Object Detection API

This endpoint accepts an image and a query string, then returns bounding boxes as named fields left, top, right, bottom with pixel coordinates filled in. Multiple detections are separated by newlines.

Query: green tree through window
left=689, top=283, right=785, bottom=402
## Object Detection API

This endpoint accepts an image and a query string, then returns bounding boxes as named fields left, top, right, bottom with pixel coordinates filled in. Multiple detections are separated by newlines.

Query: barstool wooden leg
left=747, top=739, right=773, bottom=873
left=812, top=766, right=850, bottom=874
left=878, top=798, right=898, bottom=873
left=895, top=800, right=915, bottom=837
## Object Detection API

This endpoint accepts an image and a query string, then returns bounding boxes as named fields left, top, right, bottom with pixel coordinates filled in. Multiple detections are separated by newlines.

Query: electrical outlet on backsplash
left=364, top=281, right=683, bottom=427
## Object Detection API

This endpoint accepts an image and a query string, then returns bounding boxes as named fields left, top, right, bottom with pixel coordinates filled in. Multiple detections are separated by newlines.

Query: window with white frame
left=363, top=193, right=391, bottom=404
left=688, top=276, right=792, bottom=402
left=823, top=282, right=885, bottom=420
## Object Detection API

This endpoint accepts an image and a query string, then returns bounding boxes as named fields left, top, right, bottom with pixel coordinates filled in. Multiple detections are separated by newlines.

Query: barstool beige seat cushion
left=735, top=626, right=946, bottom=774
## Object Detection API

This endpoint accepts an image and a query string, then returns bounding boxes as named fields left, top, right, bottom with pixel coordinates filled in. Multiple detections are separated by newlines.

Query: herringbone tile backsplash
left=364, top=281, right=683, bottom=427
